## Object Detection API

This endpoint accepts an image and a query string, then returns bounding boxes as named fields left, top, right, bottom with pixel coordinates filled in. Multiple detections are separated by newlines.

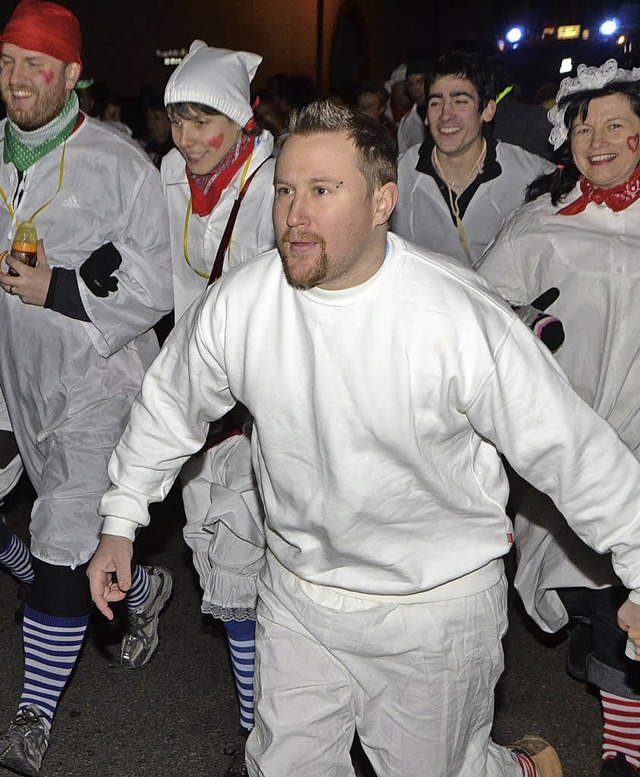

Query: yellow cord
left=431, top=139, right=486, bottom=263
left=183, top=150, right=254, bottom=278
left=0, top=142, right=67, bottom=232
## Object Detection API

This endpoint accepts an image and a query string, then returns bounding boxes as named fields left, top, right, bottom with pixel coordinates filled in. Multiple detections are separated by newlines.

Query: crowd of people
left=1, top=1, right=640, bottom=776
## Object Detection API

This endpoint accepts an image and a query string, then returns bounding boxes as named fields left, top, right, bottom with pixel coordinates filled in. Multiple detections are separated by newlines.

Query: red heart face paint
left=627, top=134, right=639, bottom=153
left=208, top=133, right=225, bottom=149
left=41, top=70, right=54, bottom=85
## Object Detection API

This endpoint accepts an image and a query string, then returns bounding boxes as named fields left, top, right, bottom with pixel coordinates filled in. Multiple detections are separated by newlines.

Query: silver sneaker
left=0, top=705, right=50, bottom=777
left=121, top=566, right=173, bottom=670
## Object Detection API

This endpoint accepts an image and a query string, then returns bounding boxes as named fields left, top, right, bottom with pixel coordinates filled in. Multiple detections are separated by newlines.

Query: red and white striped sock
left=510, top=749, right=538, bottom=776
left=601, top=690, right=640, bottom=769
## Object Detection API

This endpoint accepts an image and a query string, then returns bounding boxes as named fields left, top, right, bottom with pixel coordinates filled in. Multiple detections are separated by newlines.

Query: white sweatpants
left=246, top=555, right=521, bottom=777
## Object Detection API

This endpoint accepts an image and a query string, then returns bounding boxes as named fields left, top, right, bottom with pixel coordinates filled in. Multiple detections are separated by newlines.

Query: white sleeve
left=98, top=287, right=235, bottom=539
left=466, top=317, right=640, bottom=596
left=78, top=164, right=174, bottom=357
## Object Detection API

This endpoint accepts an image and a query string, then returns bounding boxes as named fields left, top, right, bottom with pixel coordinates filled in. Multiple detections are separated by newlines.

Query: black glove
left=512, top=287, right=565, bottom=353
left=79, top=242, right=122, bottom=298
left=0, top=429, right=18, bottom=470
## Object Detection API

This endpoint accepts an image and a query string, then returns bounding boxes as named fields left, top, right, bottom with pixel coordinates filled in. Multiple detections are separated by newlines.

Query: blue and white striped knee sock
left=224, top=618, right=256, bottom=731
left=126, top=564, right=149, bottom=611
left=0, top=524, right=35, bottom=585
left=19, top=606, right=89, bottom=729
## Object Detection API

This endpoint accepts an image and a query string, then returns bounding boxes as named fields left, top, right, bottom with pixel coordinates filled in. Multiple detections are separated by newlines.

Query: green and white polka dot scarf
left=3, top=92, right=79, bottom=172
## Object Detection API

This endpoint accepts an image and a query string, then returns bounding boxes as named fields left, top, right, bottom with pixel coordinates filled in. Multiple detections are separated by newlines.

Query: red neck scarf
left=557, top=164, right=640, bottom=216
left=186, top=130, right=256, bottom=217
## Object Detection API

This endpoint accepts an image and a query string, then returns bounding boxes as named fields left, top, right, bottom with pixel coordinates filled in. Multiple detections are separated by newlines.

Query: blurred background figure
left=94, top=83, right=133, bottom=136
left=142, top=93, right=173, bottom=169
left=354, top=78, right=396, bottom=139
left=252, top=89, right=286, bottom=141
left=384, top=62, right=411, bottom=129
left=266, top=73, right=317, bottom=126
left=397, top=59, right=429, bottom=154
left=492, top=79, right=554, bottom=161
left=534, top=82, right=558, bottom=111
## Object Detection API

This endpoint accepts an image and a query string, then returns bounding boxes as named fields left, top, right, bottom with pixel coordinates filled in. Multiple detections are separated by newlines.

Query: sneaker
left=601, top=753, right=639, bottom=776
left=509, top=735, right=563, bottom=777
left=121, top=566, right=173, bottom=669
left=0, top=705, right=49, bottom=777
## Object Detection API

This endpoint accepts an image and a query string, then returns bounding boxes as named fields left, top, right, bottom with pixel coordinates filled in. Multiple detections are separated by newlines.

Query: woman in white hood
left=161, top=40, right=276, bottom=777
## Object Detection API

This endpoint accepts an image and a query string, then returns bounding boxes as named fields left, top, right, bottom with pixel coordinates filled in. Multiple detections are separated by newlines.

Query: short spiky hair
left=278, top=100, right=397, bottom=193
left=428, top=53, right=498, bottom=112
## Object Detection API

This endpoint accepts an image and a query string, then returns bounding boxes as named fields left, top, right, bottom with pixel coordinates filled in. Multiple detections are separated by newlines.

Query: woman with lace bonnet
left=478, top=59, right=640, bottom=777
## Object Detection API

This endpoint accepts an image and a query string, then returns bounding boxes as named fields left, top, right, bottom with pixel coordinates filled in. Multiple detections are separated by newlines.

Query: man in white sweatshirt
left=88, top=101, right=640, bottom=777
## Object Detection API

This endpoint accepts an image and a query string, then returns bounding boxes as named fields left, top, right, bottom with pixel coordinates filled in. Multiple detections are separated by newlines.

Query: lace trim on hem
left=202, top=603, right=256, bottom=622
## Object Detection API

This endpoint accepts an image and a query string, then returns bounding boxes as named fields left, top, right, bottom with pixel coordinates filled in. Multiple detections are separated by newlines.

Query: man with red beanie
left=0, top=2, right=173, bottom=775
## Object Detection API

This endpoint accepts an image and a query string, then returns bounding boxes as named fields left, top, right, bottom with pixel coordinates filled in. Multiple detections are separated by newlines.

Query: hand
left=618, top=598, right=640, bottom=659
left=88, top=534, right=134, bottom=620
left=0, top=239, right=53, bottom=306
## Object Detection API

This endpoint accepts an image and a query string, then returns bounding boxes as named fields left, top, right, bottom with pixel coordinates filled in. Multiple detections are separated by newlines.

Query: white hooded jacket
left=0, top=116, right=172, bottom=565
left=393, top=139, right=552, bottom=266
left=161, top=132, right=275, bottom=320
left=478, top=187, right=640, bottom=631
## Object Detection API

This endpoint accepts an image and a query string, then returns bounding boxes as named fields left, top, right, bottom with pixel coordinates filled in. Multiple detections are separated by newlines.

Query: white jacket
left=0, top=116, right=172, bottom=564
left=478, top=189, right=640, bottom=630
left=162, top=131, right=276, bottom=320
left=100, top=233, right=640, bottom=602
left=393, top=140, right=553, bottom=266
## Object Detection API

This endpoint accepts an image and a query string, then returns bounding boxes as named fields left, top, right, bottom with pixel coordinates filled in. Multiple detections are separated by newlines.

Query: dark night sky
left=0, top=0, right=635, bottom=98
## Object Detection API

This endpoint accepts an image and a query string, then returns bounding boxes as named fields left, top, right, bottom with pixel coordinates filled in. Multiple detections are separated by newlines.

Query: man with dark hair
left=0, top=2, right=172, bottom=774
left=393, top=53, right=552, bottom=266
left=89, top=100, right=640, bottom=777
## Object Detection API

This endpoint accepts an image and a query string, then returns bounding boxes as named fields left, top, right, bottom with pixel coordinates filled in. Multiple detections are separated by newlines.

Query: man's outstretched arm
left=88, top=288, right=235, bottom=616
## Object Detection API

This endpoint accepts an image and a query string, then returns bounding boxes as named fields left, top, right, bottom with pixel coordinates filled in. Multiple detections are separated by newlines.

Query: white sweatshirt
left=100, top=233, right=640, bottom=600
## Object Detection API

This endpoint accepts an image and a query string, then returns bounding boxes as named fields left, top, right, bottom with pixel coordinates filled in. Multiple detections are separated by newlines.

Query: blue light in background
left=506, top=27, right=523, bottom=44
left=599, top=19, right=618, bottom=36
